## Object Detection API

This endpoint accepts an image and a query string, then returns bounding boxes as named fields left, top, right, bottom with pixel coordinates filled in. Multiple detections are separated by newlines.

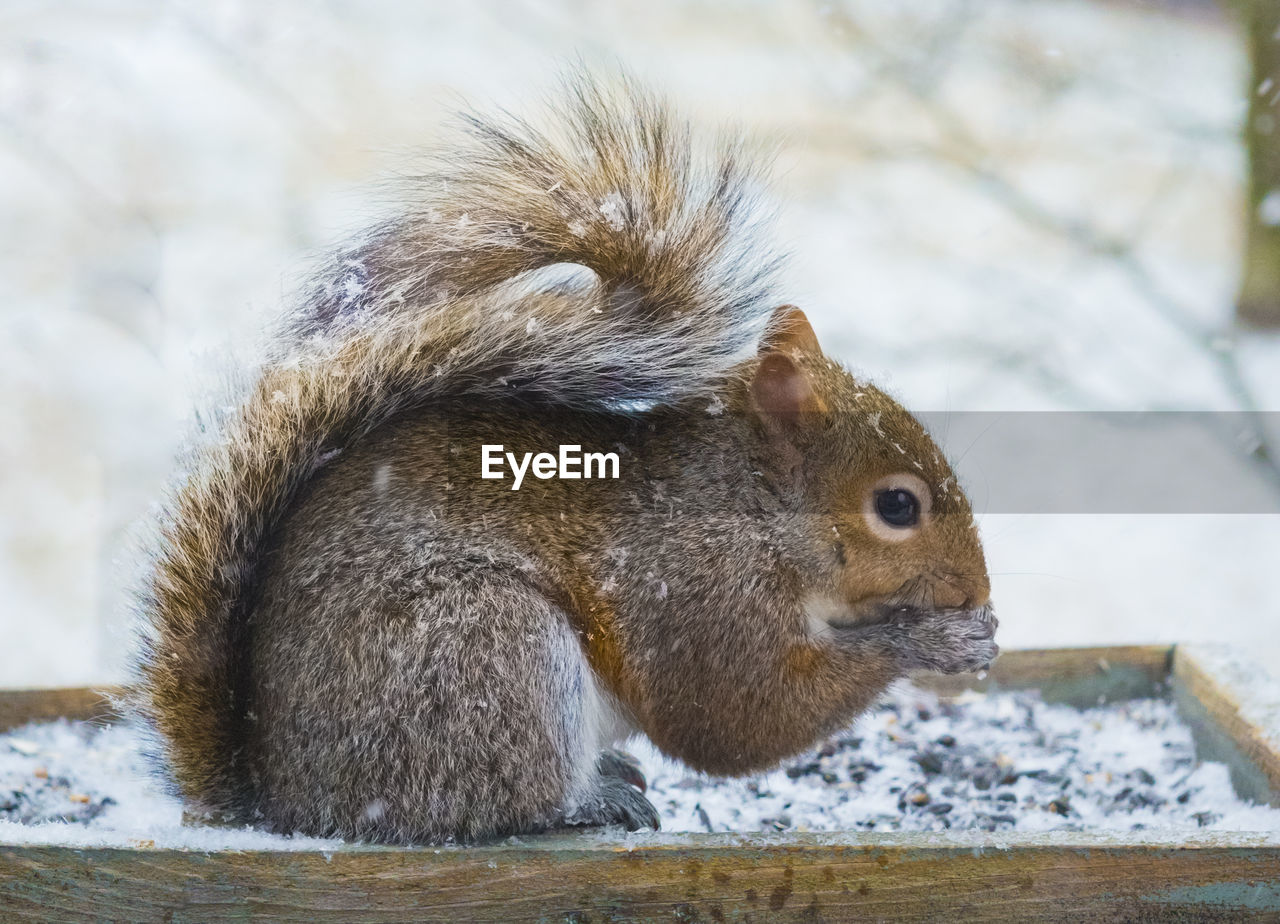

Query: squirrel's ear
left=751, top=351, right=827, bottom=423
left=759, top=305, right=822, bottom=356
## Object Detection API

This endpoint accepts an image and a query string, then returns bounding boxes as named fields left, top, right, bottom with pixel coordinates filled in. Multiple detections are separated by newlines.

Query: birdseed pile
left=1, top=684, right=1276, bottom=848
left=634, top=683, right=1280, bottom=835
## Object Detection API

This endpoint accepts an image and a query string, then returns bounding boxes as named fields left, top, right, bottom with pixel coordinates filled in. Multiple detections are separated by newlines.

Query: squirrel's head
left=747, top=305, right=990, bottom=623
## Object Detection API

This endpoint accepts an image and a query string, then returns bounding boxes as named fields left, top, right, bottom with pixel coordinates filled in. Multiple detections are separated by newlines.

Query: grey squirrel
left=129, top=73, right=997, bottom=844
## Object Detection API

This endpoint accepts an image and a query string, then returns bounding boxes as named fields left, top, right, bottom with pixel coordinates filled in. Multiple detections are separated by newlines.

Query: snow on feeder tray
left=0, top=645, right=1278, bottom=922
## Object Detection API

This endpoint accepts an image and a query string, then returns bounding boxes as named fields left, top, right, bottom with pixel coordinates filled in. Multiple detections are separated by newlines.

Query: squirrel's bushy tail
left=130, top=71, right=780, bottom=814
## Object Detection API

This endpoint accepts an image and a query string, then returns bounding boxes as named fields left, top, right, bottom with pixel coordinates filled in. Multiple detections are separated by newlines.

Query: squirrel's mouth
left=810, top=593, right=997, bottom=632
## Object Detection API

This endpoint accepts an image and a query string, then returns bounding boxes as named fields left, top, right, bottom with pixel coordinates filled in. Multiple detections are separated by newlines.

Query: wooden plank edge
left=0, top=839, right=1277, bottom=922
left=0, top=686, right=123, bottom=734
left=917, top=644, right=1173, bottom=703
left=0, top=647, right=1177, bottom=732
left=1173, top=644, right=1280, bottom=808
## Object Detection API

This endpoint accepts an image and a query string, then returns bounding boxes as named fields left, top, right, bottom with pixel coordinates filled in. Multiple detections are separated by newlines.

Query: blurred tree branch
left=815, top=0, right=1279, bottom=495
left=1230, top=0, right=1280, bottom=328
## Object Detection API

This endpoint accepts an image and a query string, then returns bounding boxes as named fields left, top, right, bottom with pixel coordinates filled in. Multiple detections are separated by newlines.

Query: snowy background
left=1, top=0, right=1278, bottom=687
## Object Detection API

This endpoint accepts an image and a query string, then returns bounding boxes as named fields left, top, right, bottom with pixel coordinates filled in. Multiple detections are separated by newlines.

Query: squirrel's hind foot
left=563, top=771, right=660, bottom=832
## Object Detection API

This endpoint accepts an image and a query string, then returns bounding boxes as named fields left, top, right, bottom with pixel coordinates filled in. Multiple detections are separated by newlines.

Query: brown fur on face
left=751, top=307, right=989, bottom=621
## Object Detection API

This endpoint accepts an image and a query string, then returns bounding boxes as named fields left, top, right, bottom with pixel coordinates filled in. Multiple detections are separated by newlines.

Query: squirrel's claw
left=597, top=748, right=648, bottom=793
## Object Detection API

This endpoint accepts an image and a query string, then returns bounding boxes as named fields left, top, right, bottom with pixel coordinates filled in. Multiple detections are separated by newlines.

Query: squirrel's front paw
left=893, top=605, right=998, bottom=675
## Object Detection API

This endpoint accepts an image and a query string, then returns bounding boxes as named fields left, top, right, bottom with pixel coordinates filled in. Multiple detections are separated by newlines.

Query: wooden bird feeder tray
left=1, top=645, right=1278, bottom=921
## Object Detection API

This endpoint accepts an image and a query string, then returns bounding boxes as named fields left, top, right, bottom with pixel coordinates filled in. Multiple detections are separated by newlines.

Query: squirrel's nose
left=936, top=572, right=990, bottom=610
left=963, top=574, right=991, bottom=610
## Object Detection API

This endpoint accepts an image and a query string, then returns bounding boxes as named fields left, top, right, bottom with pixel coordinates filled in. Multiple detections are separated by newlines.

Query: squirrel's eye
left=875, top=489, right=919, bottom=528
left=863, top=473, right=931, bottom=541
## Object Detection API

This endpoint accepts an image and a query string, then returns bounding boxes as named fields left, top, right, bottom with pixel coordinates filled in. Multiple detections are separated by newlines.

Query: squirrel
left=128, top=73, right=997, bottom=844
